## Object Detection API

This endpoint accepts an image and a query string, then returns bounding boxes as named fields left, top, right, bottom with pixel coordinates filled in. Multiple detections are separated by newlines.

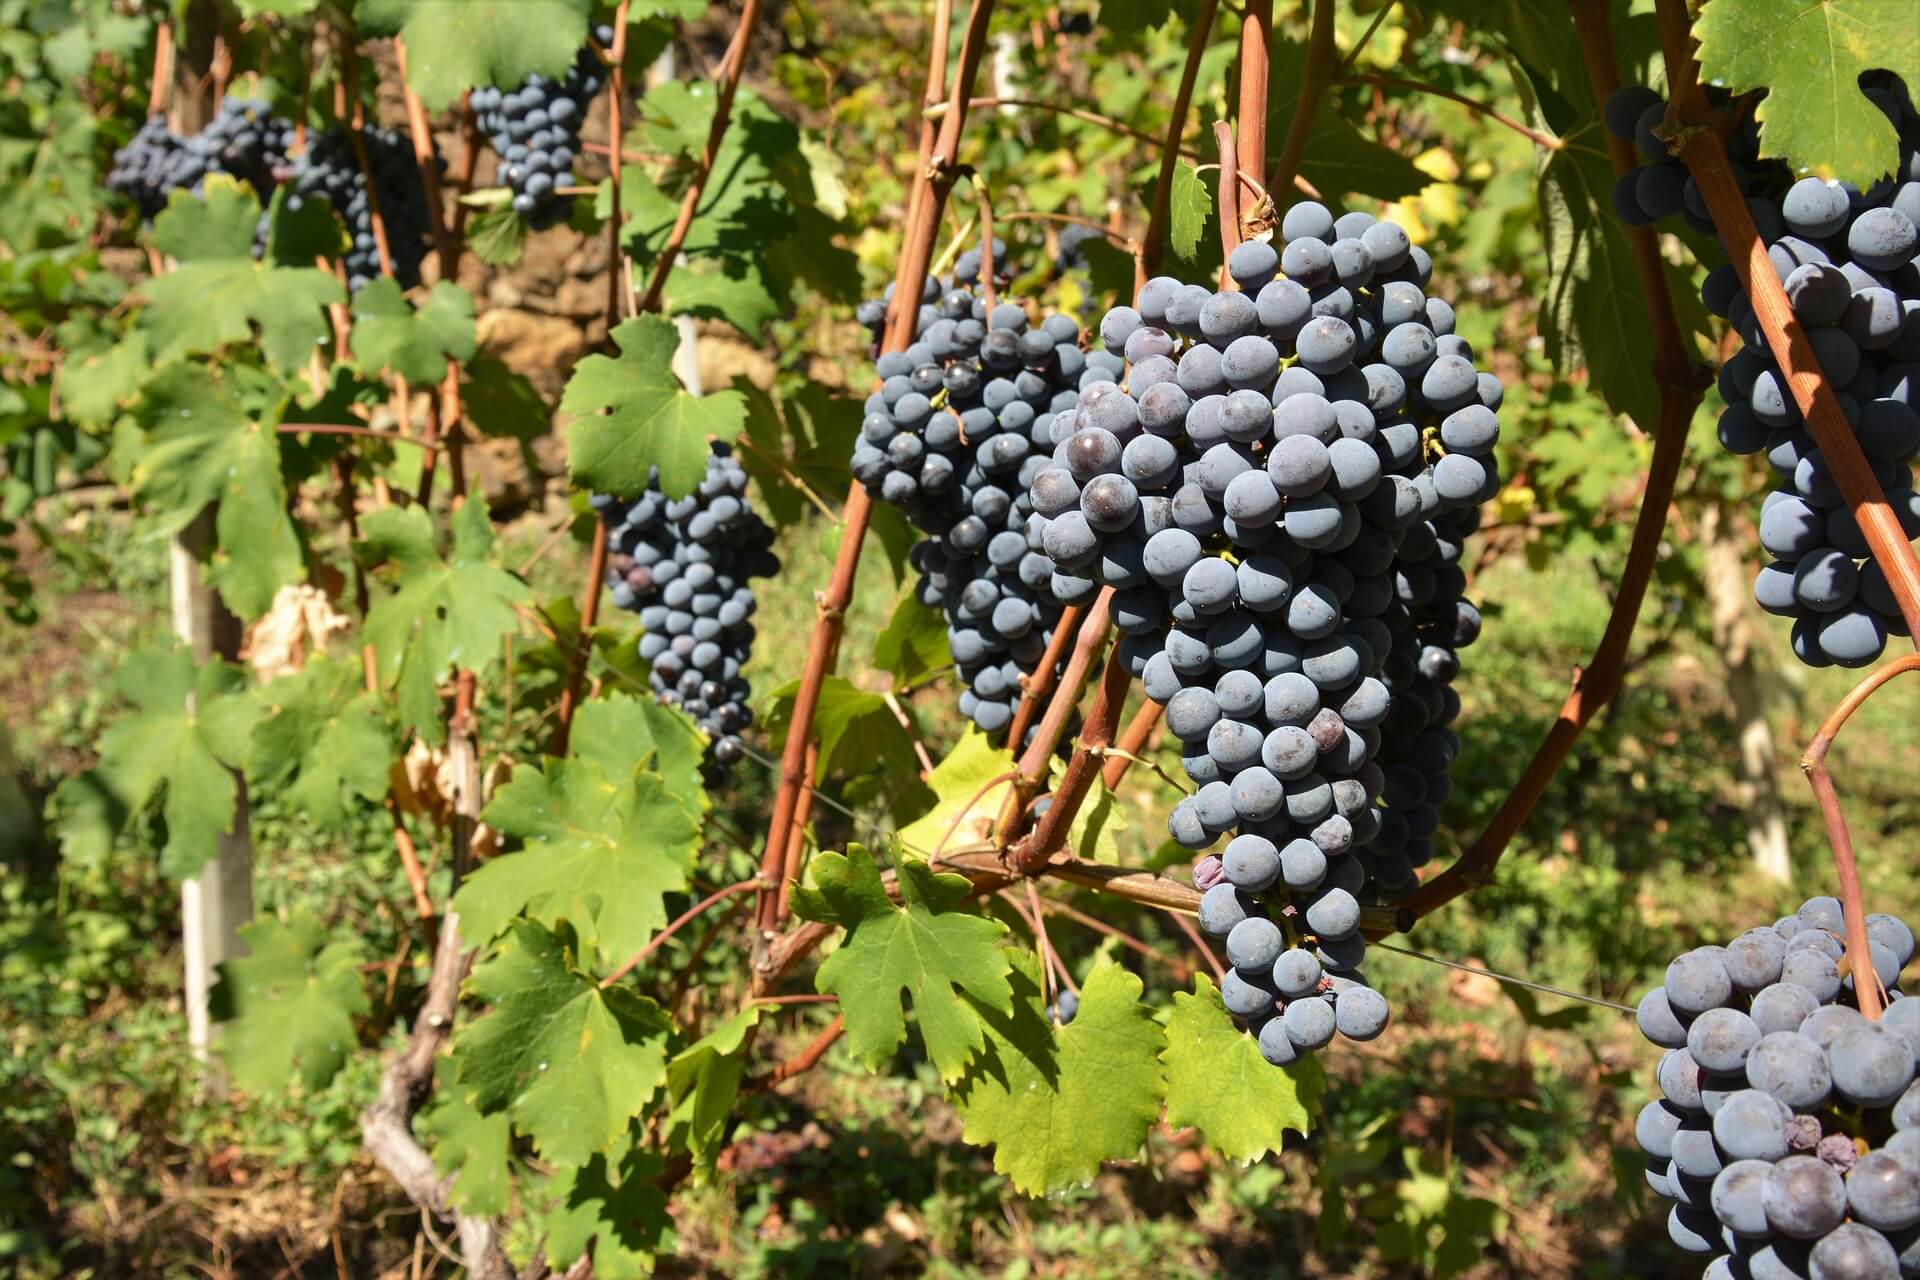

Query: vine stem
left=1140, top=0, right=1222, bottom=281
left=148, top=21, right=174, bottom=115
left=604, top=2, right=631, bottom=326
left=1003, top=600, right=1087, bottom=749
left=599, top=878, right=766, bottom=989
left=1799, top=654, right=1920, bottom=1021
left=1401, top=0, right=1704, bottom=922
left=1030, top=894, right=1193, bottom=979
left=635, top=0, right=763, bottom=314
left=1649, top=0, right=1920, bottom=642
left=1268, top=0, right=1336, bottom=217
left=1012, top=636, right=1133, bottom=873
left=975, top=176, right=997, bottom=311
left=1334, top=73, right=1562, bottom=150
left=756, top=0, right=1001, bottom=938
left=276, top=422, right=436, bottom=451
left=1215, top=120, right=1241, bottom=284
left=1101, top=698, right=1163, bottom=789
left=1236, top=0, right=1271, bottom=190
left=754, top=1014, right=845, bottom=1088
left=993, top=589, right=1112, bottom=845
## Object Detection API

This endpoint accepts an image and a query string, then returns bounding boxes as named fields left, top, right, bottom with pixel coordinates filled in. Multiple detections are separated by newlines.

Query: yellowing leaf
left=1162, top=975, right=1323, bottom=1162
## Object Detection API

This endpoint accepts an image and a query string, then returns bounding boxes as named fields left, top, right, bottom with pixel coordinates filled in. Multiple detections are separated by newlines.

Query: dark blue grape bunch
left=849, top=257, right=1097, bottom=740
left=469, top=27, right=613, bottom=230
left=599, top=444, right=779, bottom=782
left=1633, top=896, right=1920, bottom=1277
left=106, top=98, right=295, bottom=218
left=283, top=125, right=437, bottom=292
left=1054, top=222, right=1103, bottom=275
left=1024, top=200, right=1503, bottom=1067
left=1604, top=80, right=1920, bottom=668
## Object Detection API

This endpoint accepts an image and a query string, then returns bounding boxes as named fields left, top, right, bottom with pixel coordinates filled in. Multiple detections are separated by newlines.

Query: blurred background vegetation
left=3, top=0, right=1916, bottom=1276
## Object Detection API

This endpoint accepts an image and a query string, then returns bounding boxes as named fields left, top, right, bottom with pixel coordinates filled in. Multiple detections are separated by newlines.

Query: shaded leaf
left=210, top=911, right=367, bottom=1092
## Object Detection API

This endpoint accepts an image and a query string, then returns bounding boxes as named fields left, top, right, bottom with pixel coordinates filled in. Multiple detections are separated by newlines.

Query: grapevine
left=8, top=1, right=1920, bottom=1276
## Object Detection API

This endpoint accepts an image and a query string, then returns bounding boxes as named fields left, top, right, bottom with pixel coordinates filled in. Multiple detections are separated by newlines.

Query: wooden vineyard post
left=162, top=18, right=255, bottom=1077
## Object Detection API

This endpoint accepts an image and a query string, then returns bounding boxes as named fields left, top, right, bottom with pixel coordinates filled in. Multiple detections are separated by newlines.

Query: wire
left=1370, top=940, right=1638, bottom=1015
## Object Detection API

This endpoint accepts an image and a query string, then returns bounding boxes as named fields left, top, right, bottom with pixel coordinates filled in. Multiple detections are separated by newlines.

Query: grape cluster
left=1633, top=896, right=1920, bottom=1277
left=1025, top=202, right=1501, bottom=1066
left=597, top=445, right=781, bottom=781
left=106, top=98, right=294, bottom=218
left=850, top=263, right=1093, bottom=738
left=1606, top=81, right=1920, bottom=668
left=283, top=125, right=437, bottom=292
left=470, top=29, right=612, bottom=230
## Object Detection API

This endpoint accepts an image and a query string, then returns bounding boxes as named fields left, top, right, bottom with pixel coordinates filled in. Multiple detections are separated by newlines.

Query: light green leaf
left=789, top=845, right=1011, bottom=1081
left=570, top=692, right=708, bottom=820
left=130, top=365, right=303, bottom=619
left=355, top=0, right=594, bottom=111
left=454, top=758, right=697, bottom=971
left=762, top=675, right=917, bottom=783
left=51, top=645, right=256, bottom=879
left=1167, top=161, right=1210, bottom=263
left=1695, top=0, right=1918, bottom=185
left=359, top=499, right=530, bottom=743
left=420, top=1061, right=514, bottom=1216
left=1066, top=776, right=1130, bottom=865
left=895, top=729, right=1018, bottom=858
left=872, top=587, right=949, bottom=685
left=351, top=279, right=477, bottom=384
left=561, top=314, right=746, bottom=499
left=952, top=953, right=1166, bottom=1196
left=1162, top=975, right=1322, bottom=1162
left=210, top=911, right=368, bottom=1092
left=140, top=180, right=343, bottom=372
left=248, top=656, right=392, bottom=831
left=59, top=332, right=150, bottom=427
left=453, top=921, right=672, bottom=1167
left=666, top=1006, right=761, bottom=1163
left=540, top=1149, right=675, bottom=1279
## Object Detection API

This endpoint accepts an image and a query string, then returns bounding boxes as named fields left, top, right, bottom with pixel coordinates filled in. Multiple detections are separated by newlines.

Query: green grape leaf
left=1167, top=161, right=1211, bottom=262
left=453, top=921, right=673, bottom=1167
left=453, top=757, right=698, bottom=972
left=872, top=586, right=950, bottom=685
left=151, top=175, right=263, bottom=259
left=1537, top=127, right=1664, bottom=430
left=1695, top=0, right=1918, bottom=185
left=248, top=656, right=392, bottom=831
left=51, top=645, right=256, bottom=879
left=789, top=845, right=1011, bottom=1081
left=359, top=498, right=530, bottom=743
left=733, top=378, right=861, bottom=530
left=1066, top=776, right=1130, bottom=865
left=665, top=1006, right=761, bottom=1163
left=263, top=182, right=347, bottom=267
left=951, top=953, right=1167, bottom=1196
left=419, top=1062, right=514, bottom=1216
left=762, top=675, right=917, bottom=782
left=894, top=729, right=1017, bottom=858
left=350, top=279, right=477, bottom=385
left=139, top=178, right=344, bottom=371
left=356, top=0, right=594, bottom=110
left=569, top=693, right=708, bottom=820
left=59, top=331, right=151, bottom=427
left=466, top=202, right=527, bottom=266
left=1265, top=41, right=1434, bottom=202
left=561, top=314, right=746, bottom=499
left=659, top=259, right=780, bottom=335
left=210, top=911, right=368, bottom=1093
left=463, top=353, right=550, bottom=441
left=129, top=364, right=303, bottom=619
left=540, top=1149, right=675, bottom=1279
left=1162, top=975, right=1322, bottom=1162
